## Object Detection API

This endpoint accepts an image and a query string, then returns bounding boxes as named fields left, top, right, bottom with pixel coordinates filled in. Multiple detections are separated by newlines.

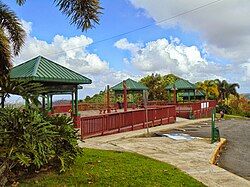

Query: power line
left=47, top=0, right=222, bottom=57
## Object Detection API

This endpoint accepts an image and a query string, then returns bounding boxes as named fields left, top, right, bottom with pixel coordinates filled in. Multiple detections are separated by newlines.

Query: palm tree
left=1, top=0, right=102, bottom=75
left=16, top=0, right=102, bottom=31
left=196, top=80, right=219, bottom=100
left=0, top=2, right=26, bottom=76
left=215, top=79, right=240, bottom=102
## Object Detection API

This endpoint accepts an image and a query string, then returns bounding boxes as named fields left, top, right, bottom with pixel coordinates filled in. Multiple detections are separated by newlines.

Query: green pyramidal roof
left=10, top=56, right=92, bottom=84
left=111, top=78, right=148, bottom=91
left=166, top=79, right=196, bottom=90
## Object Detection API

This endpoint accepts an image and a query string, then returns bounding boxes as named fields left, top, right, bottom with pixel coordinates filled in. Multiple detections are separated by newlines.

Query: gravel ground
left=159, top=118, right=250, bottom=181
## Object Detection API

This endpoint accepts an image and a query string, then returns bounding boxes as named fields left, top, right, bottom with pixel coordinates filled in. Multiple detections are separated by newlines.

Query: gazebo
left=166, top=79, right=196, bottom=103
left=182, top=90, right=205, bottom=101
left=10, top=56, right=92, bottom=124
left=111, top=78, right=148, bottom=111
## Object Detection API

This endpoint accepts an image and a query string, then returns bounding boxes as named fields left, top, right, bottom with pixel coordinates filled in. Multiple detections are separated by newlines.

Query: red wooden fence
left=175, top=100, right=217, bottom=119
left=52, top=102, right=109, bottom=113
left=80, top=105, right=176, bottom=139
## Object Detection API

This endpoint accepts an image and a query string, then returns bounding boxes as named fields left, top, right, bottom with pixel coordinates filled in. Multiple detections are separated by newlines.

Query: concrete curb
left=210, top=138, right=227, bottom=164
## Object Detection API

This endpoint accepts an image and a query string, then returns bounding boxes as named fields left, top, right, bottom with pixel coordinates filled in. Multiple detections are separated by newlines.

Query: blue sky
left=4, top=0, right=250, bottom=102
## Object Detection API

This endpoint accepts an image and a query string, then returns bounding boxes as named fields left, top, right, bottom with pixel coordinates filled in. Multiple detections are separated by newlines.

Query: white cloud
left=114, top=38, right=141, bottom=54
left=11, top=20, right=141, bottom=100
left=14, top=20, right=109, bottom=75
left=127, top=0, right=250, bottom=91
left=129, top=0, right=250, bottom=63
left=115, top=37, right=228, bottom=83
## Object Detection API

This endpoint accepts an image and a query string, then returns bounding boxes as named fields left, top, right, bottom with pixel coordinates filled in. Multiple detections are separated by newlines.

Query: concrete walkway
left=79, top=118, right=250, bottom=187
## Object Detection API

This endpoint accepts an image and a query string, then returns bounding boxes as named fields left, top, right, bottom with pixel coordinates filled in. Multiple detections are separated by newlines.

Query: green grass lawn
left=20, top=148, right=205, bottom=187
left=216, top=113, right=249, bottom=120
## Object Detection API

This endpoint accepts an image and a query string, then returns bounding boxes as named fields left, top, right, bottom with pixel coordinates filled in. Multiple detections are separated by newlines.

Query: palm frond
left=0, top=28, right=11, bottom=75
left=16, top=0, right=26, bottom=6
left=0, top=2, right=26, bottom=55
left=54, top=0, right=102, bottom=31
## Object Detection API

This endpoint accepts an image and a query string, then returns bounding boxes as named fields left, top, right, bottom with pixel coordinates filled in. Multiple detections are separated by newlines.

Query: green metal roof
left=111, top=78, right=148, bottom=91
left=10, top=56, right=92, bottom=84
left=166, top=79, right=196, bottom=90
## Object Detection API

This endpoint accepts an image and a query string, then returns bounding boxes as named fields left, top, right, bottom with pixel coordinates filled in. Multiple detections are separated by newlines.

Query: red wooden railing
left=175, top=100, right=217, bottom=119
left=52, top=102, right=110, bottom=113
left=80, top=105, right=176, bottom=139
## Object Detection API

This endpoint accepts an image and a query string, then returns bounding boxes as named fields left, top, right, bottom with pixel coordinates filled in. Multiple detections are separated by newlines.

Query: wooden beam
left=123, top=80, right=127, bottom=112
left=107, top=85, right=111, bottom=113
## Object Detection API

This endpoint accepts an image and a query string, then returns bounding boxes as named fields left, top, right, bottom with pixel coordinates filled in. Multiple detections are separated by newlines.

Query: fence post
left=167, top=107, right=170, bottom=123
left=102, top=116, right=104, bottom=135
left=132, top=111, right=134, bottom=130
left=118, top=113, right=121, bottom=132
left=143, top=110, right=145, bottom=128
left=116, top=113, right=121, bottom=132
left=152, top=109, right=155, bottom=127
left=160, top=107, right=163, bottom=125
left=80, top=118, right=83, bottom=140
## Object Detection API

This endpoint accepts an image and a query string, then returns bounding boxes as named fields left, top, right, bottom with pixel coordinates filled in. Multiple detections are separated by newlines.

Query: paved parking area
left=161, top=119, right=250, bottom=180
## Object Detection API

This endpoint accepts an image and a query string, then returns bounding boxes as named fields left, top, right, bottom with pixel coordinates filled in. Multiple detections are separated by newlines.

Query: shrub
left=216, top=103, right=232, bottom=114
left=46, top=114, right=82, bottom=172
left=0, top=107, right=80, bottom=185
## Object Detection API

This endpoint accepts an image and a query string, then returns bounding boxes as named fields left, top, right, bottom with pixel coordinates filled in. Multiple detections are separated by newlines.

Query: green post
left=47, top=94, right=50, bottom=110
left=188, top=90, right=190, bottom=102
left=42, top=94, right=45, bottom=111
left=50, top=95, right=53, bottom=111
left=75, top=87, right=78, bottom=116
left=211, top=108, right=216, bottom=143
left=71, top=91, right=75, bottom=115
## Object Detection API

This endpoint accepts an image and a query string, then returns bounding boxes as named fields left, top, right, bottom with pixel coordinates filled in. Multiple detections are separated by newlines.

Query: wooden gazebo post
left=50, top=95, right=53, bottom=112
left=111, top=78, right=148, bottom=110
left=123, top=80, right=127, bottom=112
left=188, top=89, right=191, bottom=102
left=173, top=85, right=177, bottom=104
left=73, top=86, right=81, bottom=128
left=107, top=85, right=111, bottom=113
left=42, top=94, right=46, bottom=111
left=74, top=86, right=78, bottom=116
left=71, top=91, right=75, bottom=117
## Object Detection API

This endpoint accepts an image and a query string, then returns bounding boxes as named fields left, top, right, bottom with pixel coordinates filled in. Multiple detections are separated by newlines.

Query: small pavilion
left=166, top=79, right=196, bottom=103
left=111, top=78, right=148, bottom=111
left=10, top=56, right=91, bottom=124
left=182, top=90, right=205, bottom=101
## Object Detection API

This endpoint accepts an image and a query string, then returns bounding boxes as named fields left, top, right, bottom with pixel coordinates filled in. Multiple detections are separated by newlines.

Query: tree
left=0, top=2, right=25, bottom=76
left=215, top=79, right=240, bottom=102
left=196, top=80, right=219, bottom=100
left=140, top=74, right=163, bottom=100
left=16, top=0, right=102, bottom=31
left=140, top=74, right=179, bottom=101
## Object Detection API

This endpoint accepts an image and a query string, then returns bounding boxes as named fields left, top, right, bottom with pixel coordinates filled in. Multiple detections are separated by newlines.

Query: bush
left=0, top=107, right=80, bottom=185
left=46, top=114, right=82, bottom=172
left=216, top=103, right=232, bottom=114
